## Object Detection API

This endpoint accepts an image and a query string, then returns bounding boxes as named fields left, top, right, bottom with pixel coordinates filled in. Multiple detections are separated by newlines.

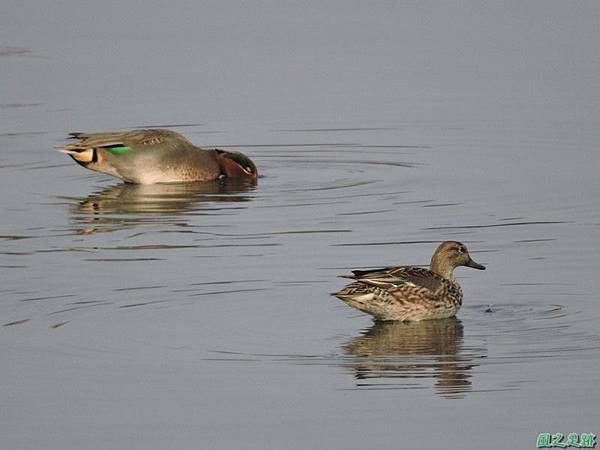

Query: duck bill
left=466, top=258, right=486, bottom=270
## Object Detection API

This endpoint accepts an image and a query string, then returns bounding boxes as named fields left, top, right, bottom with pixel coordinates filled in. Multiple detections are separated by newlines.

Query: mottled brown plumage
left=333, top=241, right=485, bottom=321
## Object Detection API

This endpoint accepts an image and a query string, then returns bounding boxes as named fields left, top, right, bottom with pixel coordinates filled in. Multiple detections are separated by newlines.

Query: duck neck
left=430, top=255, right=455, bottom=280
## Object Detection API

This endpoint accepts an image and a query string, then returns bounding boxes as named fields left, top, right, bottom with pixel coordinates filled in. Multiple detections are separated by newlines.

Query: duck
left=57, top=129, right=257, bottom=184
left=333, top=241, right=485, bottom=321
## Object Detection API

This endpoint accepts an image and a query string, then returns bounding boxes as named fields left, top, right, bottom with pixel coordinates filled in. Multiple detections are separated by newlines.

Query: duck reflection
left=69, top=178, right=256, bottom=234
left=343, top=318, right=481, bottom=397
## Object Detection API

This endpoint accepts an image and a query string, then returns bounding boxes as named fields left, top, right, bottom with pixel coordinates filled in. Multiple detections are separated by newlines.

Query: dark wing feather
left=352, top=266, right=444, bottom=295
left=351, top=267, right=396, bottom=278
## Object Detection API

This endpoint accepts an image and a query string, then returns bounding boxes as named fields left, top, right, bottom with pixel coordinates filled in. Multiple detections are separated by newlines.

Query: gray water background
left=2, top=1, right=600, bottom=449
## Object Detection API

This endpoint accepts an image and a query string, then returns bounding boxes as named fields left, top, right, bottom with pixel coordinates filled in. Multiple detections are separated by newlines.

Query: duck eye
left=458, top=247, right=465, bottom=253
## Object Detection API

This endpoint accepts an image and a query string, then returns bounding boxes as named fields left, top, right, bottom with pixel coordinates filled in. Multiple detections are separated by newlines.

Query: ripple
left=0, top=46, right=32, bottom=56
left=280, top=179, right=378, bottom=193
left=332, top=239, right=439, bottom=247
left=274, top=127, right=396, bottom=132
left=48, top=302, right=112, bottom=315
left=129, top=123, right=203, bottom=129
left=20, top=294, right=77, bottom=303
left=84, top=257, right=164, bottom=262
left=425, top=221, right=566, bottom=230
left=281, top=159, right=418, bottom=169
left=113, top=285, right=166, bottom=292
left=3, top=319, right=30, bottom=327
left=463, top=303, right=600, bottom=362
left=188, top=287, right=268, bottom=297
left=119, top=301, right=168, bottom=309
left=0, top=131, right=47, bottom=138
left=336, top=209, right=393, bottom=216
left=0, top=103, right=42, bottom=109
left=0, top=235, right=31, bottom=241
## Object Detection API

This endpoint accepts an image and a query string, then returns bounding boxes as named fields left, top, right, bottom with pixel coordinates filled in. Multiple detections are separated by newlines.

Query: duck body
left=58, top=129, right=257, bottom=184
left=333, top=241, right=485, bottom=322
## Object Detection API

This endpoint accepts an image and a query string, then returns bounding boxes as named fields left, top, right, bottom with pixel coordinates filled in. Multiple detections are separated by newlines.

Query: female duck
left=333, top=241, right=485, bottom=321
left=58, top=129, right=257, bottom=184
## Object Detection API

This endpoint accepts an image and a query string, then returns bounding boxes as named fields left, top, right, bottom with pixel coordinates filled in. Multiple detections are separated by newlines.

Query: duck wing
left=352, top=266, right=444, bottom=295
left=62, top=129, right=194, bottom=153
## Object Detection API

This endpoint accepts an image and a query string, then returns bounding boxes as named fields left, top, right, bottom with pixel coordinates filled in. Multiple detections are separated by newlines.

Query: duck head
left=215, top=150, right=258, bottom=179
left=430, top=241, right=485, bottom=279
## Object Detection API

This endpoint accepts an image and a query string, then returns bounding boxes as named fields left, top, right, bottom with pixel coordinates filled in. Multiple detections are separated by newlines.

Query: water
left=2, top=2, right=600, bottom=449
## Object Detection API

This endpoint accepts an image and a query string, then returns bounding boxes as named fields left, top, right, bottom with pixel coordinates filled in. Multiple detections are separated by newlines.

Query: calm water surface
left=2, top=2, right=600, bottom=449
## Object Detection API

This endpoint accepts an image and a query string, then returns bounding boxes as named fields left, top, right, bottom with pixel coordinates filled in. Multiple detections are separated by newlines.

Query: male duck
left=333, top=241, right=485, bottom=321
left=58, top=129, right=257, bottom=184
